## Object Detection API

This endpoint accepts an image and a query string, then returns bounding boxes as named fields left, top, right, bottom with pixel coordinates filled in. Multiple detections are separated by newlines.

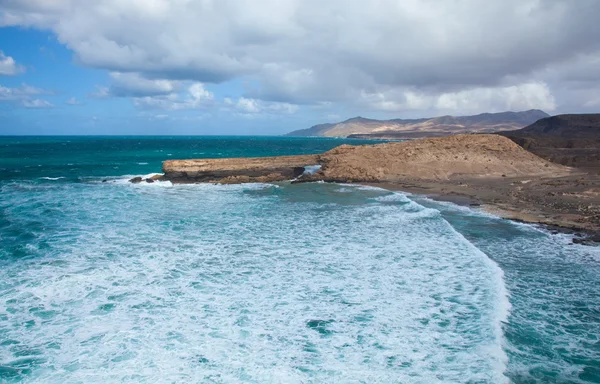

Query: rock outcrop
left=162, top=155, right=319, bottom=183
left=162, top=134, right=570, bottom=184
left=129, top=174, right=165, bottom=183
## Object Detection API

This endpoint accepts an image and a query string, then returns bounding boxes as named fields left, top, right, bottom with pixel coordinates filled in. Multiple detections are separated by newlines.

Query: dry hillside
left=309, top=134, right=570, bottom=182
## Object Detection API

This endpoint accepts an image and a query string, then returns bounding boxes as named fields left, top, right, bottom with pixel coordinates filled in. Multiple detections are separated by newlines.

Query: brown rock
left=315, top=134, right=570, bottom=183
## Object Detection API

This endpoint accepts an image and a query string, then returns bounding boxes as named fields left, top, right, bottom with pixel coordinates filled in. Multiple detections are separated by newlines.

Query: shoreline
left=363, top=179, right=600, bottom=243
left=158, top=134, right=600, bottom=243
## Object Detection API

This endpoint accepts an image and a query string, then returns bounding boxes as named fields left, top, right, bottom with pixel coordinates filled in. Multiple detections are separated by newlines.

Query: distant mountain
left=286, top=110, right=550, bottom=138
left=499, top=114, right=600, bottom=170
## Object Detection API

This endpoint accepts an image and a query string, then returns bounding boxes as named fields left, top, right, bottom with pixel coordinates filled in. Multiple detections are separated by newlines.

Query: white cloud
left=22, top=98, right=54, bottom=108
left=224, top=97, right=299, bottom=115
left=2, top=1, right=600, bottom=114
left=0, top=51, right=24, bottom=75
left=89, top=85, right=109, bottom=99
left=435, top=82, right=556, bottom=112
left=109, top=72, right=180, bottom=97
left=0, top=83, right=53, bottom=108
left=65, top=96, right=81, bottom=105
left=360, top=82, right=556, bottom=113
left=132, top=82, right=213, bottom=110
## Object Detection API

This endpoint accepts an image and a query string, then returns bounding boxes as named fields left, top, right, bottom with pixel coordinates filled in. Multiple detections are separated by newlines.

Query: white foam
left=339, top=183, right=389, bottom=192
left=441, top=218, right=512, bottom=383
left=372, top=193, right=411, bottom=203
left=0, top=181, right=515, bottom=383
left=302, top=165, right=321, bottom=175
left=39, top=177, right=65, bottom=181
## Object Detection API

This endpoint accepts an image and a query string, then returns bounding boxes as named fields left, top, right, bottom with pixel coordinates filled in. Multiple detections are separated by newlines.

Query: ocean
left=0, top=136, right=599, bottom=383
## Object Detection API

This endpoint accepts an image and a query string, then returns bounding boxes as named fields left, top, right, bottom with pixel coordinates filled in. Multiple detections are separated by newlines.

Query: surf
left=0, top=181, right=510, bottom=383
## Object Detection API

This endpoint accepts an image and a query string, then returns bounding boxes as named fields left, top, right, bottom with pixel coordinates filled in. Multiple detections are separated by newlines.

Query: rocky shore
left=159, top=134, right=600, bottom=237
left=162, top=154, right=319, bottom=184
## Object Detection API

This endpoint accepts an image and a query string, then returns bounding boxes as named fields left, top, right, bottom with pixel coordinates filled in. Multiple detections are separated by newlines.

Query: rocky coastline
left=155, top=134, right=599, bottom=241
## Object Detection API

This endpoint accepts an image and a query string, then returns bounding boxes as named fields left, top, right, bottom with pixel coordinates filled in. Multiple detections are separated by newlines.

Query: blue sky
left=1, top=1, right=599, bottom=135
left=0, top=27, right=330, bottom=135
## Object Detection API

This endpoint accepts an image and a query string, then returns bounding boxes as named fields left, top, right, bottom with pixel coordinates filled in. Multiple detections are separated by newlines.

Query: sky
left=0, top=0, right=599, bottom=135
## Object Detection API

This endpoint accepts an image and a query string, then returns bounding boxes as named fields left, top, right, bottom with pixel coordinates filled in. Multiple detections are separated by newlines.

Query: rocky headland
left=159, top=133, right=600, bottom=236
left=162, top=154, right=319, bottom=184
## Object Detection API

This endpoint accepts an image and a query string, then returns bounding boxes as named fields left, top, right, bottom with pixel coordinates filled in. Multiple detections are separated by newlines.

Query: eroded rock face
left=162, top=155, right=319, bottom=184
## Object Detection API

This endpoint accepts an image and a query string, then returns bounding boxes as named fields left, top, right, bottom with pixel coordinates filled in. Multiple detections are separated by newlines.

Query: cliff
left=162, top=154, right=319, bottom=183
left=500, top=114, right=600, bottom=171
left=287, top=110, right=549, bottom=138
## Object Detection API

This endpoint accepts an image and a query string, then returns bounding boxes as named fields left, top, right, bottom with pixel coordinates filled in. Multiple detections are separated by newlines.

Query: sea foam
left=0, top=181, right=511, bottom=383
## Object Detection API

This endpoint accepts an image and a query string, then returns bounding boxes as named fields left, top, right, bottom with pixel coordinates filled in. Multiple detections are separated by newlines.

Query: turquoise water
left=0, top=137, right=599, bottom=383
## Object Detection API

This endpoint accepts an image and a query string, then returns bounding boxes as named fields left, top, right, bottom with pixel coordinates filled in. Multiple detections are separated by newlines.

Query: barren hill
left=287, top=110, right=549, bottom=138
left=308, top=134, right=569, bottom=182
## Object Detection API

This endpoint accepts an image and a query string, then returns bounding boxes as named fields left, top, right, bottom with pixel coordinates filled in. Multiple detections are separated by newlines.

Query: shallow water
left=0, top=137, right=599, bottom=383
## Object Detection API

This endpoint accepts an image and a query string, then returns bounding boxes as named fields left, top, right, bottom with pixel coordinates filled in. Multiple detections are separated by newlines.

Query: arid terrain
left=305, top=134, right=568, bottom=182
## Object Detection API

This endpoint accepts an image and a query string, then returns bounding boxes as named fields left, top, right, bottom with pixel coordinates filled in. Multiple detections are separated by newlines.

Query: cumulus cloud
left=2, top=0, right=600, bottom=114
left=224, top=97, right=299, bottom=115
left=361, top=82, right=556, bottom=113
left=0, top=51, right=24, bottom=75
left=108, top=72, right=180, bottom=97
left=0, top=83, right=53, bottom=107
left=132, top=82, right=213, bottom=110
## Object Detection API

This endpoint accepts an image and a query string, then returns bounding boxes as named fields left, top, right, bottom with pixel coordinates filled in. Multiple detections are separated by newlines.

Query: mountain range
left=286, top=110, right=550, bottom=138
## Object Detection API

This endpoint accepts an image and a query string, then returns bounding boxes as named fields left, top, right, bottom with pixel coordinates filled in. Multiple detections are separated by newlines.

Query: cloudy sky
left=1, top=0, right=599, bottom=135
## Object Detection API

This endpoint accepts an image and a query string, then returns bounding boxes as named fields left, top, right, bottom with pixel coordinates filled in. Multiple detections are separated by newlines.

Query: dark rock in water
left=572, top=234, right=600, bottom=245
left=148, top=174, right=164, bottom=181
left=146, top=179, right=155, bottom=183
left=129, top=177, right=143, bottom=183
